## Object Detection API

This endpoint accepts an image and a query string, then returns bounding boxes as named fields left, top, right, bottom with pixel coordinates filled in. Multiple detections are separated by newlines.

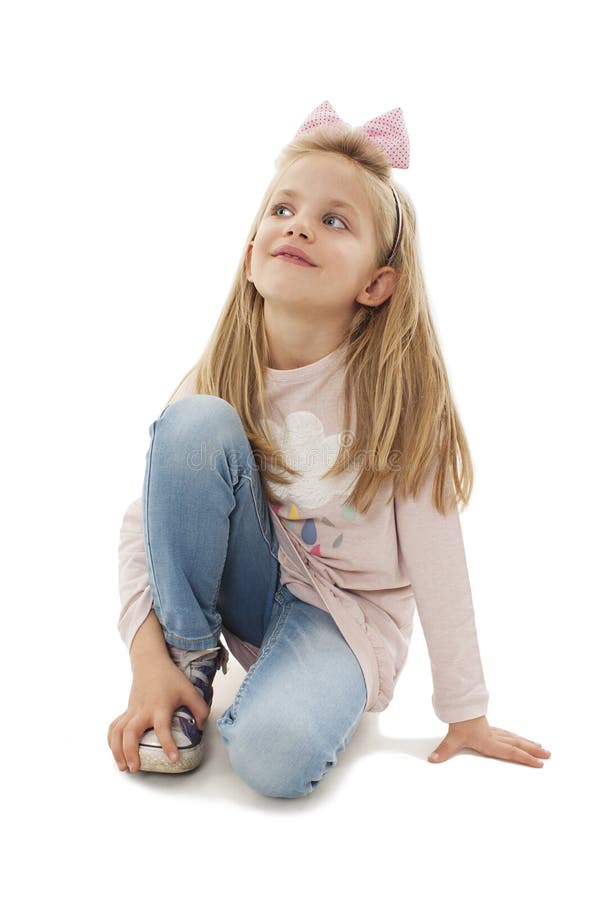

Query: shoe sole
left=138, top=740, right=205, bottom=774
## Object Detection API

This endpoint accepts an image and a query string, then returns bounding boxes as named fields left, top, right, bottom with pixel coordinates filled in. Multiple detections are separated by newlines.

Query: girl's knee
left=160, top=394, right=238, bottom=430
left=154, top=394, right=245, bottom=455
left=216, top=705, right=331, bottom=799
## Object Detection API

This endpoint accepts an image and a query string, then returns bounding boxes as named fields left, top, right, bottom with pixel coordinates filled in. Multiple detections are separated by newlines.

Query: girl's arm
left=394, top=462, right=490, bottom=724
left=117, top=495, right=155, bottom=654
left=117, top=364, right=199, bottom=654
left=129, top=607, right=171, bottom=667
left=395, top=462, right=552, bottom=768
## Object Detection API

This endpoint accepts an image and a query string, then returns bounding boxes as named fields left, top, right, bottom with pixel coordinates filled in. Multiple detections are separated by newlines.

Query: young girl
left=108, top=100, right=551, bottom=797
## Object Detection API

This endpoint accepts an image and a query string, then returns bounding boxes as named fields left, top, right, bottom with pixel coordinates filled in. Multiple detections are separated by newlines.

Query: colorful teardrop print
left=341, top=503, right=356, bottom=521
left=301, top=518, right=317, bottom=545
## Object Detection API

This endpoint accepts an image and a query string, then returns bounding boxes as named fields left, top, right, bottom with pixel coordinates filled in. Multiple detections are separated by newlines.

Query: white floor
left=7, top=616, right=588, bottom=900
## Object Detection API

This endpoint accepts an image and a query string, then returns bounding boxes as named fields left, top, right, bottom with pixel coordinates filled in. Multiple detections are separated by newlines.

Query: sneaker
left=138, top=639, right=229, bottom=774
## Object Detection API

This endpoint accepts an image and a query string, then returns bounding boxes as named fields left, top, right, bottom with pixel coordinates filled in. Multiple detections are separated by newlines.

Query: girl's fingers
left=107, top=712, right=128, bottom=747
left=495, top=735, right=551, bottom=757
left=122, top=718, right=149, bottom=773
left=488, top=738, right=545, bottom=767
left=496, top=735, right=550, bottom=756
left=108, top=720, right=129, bottom=771
left=152, top=714, right=180, bottom=763
left=185, top=691, right=210, bottom=730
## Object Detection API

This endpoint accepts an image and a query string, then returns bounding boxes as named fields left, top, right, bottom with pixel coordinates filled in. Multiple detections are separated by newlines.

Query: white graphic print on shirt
left=264, top=409, right=359, bottom=560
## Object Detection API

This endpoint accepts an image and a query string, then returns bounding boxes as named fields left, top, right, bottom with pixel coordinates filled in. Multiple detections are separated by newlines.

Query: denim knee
left=159, top=394, right=240, bottom=436
left=216, top=705, right=331, bottom=800
left=155, top=394, right=249, bottom=472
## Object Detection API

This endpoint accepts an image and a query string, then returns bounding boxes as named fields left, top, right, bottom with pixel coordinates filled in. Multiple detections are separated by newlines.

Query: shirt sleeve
left=116, top=366, right=199, bottom=652
left=394, top=462, right=490, bottom=724
left=117, top=496, right=152, bottom=652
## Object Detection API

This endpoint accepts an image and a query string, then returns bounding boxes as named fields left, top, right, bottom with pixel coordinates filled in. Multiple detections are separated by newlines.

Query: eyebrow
left=273, top=188, right=359, bottom=218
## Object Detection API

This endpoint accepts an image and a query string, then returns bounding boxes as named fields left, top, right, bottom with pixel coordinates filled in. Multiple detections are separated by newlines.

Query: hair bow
left=293, top=99, right=409, bottom=263
left=294, top=99, right=410, bottom=169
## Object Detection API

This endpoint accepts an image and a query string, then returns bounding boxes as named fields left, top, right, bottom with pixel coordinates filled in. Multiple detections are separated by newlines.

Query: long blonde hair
left=168, top=122, right=473, bottom=516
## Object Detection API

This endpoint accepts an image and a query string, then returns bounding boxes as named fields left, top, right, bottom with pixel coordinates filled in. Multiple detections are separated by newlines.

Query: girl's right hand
left=107, top=657, right=210, bottom=772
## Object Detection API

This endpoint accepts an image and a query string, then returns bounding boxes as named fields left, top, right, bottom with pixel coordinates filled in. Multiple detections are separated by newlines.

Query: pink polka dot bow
left=293, top=99, right=410, bottom=169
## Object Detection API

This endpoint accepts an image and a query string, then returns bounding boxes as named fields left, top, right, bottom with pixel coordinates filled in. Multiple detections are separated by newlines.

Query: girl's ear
left=356, top=267, right=397, bottom=308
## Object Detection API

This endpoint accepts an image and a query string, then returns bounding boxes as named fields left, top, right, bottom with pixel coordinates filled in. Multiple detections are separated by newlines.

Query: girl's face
left=245, top=152, right=394, bottom=327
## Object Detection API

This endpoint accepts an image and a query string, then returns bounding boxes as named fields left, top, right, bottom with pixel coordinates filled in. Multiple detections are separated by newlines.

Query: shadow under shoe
left=138, top=640, right=229, bottom=774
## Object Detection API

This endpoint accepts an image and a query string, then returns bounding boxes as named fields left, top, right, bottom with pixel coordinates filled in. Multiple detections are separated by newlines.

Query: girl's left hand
left=428, top=715, right=552, bottom=767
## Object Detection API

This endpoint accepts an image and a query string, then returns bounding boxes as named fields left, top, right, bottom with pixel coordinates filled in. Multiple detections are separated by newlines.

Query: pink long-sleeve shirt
left=118, top=340, right=490, bottom=722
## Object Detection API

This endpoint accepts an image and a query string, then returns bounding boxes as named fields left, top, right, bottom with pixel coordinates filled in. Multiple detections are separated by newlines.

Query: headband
left=293, top=99, right=410, bottom=265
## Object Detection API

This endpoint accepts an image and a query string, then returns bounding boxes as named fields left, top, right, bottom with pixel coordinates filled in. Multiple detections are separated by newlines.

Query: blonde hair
left=168, top=122, right=473, bottom=516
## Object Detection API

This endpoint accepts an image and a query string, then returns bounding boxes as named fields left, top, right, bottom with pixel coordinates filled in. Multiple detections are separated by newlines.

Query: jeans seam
left=159, top=626, right=222, bottom=649
left=229, top=596, right=293, bottom=718
left=238, top=471, right=280, bottom=562
left=309, top=681, right=366, bottom=791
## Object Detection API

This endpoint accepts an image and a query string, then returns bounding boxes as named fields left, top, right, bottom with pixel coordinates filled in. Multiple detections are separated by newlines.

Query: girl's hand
left=107, top=658, right=210, bottom=773
left=427, top=715, right=552, bottom=767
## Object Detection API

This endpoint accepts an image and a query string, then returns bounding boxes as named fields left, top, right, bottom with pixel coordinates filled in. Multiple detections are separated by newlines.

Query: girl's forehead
left=270, top=155, right=370, bottom=210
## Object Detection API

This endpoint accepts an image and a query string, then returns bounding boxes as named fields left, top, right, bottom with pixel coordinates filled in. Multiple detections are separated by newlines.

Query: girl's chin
left=263, top=296, right=321, bottom=308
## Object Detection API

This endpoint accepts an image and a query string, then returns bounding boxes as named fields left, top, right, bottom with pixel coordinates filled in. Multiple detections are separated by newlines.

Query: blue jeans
left=141, top=394, right=367, bottom=799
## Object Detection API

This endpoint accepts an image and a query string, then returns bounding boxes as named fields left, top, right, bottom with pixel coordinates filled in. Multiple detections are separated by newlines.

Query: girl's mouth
left=275, top=254, right=314, bottom=267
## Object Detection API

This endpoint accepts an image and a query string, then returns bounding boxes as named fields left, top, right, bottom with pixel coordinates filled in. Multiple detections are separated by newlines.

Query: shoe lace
left=168, top=640, right=230, bottom=679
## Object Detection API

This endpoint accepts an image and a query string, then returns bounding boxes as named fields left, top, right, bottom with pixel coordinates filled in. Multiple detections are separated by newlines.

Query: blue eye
left=270, top=204, right=346, bottom=229
left=323, top=214, right=346, bottom=228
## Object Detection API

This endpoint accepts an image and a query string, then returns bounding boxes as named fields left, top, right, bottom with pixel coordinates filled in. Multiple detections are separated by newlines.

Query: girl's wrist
left=129, top=609, right=171, bottom=669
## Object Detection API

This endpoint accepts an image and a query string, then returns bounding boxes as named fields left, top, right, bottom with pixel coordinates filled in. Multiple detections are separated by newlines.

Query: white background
left=2, top=1, right=597, bottom=897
